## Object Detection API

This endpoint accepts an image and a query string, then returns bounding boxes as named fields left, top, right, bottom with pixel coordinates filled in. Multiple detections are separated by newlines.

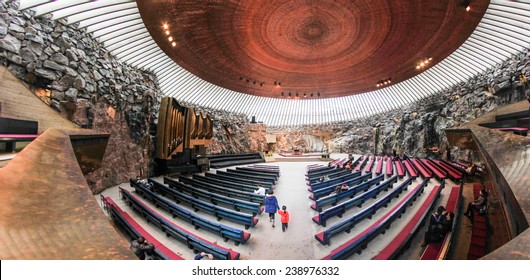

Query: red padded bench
left=385, top=158, right=393, bottom=176
left=467, top=184, right=488, bottom=259
left=372, top=184, right=443, bottom=259
left=355, top=156, right=368, bottom=171
left=402, top=159, right=418, bottom=178
left=421, top=159, right=447, bottom=180
left=433, top=160, right=463, bottom=180
left=411, top=158, right=432, bottom=179
left=365, top=156, right=375, bottom=173
left=103, top=197, right=184, bottom=260
left=375, top=157, right=383, bottom=175
left=420, top=186, right=461, bottom=260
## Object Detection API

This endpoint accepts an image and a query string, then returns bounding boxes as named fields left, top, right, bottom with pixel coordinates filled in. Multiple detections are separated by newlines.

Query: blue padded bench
left=131, top=179, right=258, bottom=230
left=173, top=176, right=266, bottom=204
left=372, top=183, right=444, bottom=259
left=220, top=170, right=276, bottom=185
left=205, top=172, right=273, bottom=188
left=119, top=188, right=242, bottom=259
left=312, top=175, right=399, bottom=226
left=315, top=177, right=426, bottom=245
left=310, top=173, right=373, bottom=201
left=149, top=179, right=262, bottom=216
left=307, top=169, right=351, bottom=184
left=322, top=180, right=441, bottom=259
left=127, top=182, right=252, bottom=246
left=311, top=174, right=386, bottom=212
left=308, top=171, right=361, bottom=190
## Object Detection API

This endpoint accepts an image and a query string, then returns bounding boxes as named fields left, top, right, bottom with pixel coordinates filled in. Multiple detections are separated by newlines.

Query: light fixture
left=416, top=57, right=433, bottom=70
left=171, top=42, right=176, bottom=47
left=168, top=36, right=173, bottom=42
left=163, top=23, right=169, bottom=29
left=165, top=30, right=170, bottom=35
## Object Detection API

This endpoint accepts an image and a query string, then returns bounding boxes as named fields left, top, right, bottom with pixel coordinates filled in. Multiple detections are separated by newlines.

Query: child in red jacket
left=278, top=205, right=290, bottom=232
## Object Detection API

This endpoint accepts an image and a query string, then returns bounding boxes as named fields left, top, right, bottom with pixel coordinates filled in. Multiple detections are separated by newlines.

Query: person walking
left=264, top=190, right=280, bottom=228
left=278, top=205, right=290, bottom=232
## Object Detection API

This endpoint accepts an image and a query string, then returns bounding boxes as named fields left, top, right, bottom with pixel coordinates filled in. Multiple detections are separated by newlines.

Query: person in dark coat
left=130, top=236, right=154, bottom=260
left=264, top=190, right=280, bottom=228
left=421, top=206, right=453, bottom=247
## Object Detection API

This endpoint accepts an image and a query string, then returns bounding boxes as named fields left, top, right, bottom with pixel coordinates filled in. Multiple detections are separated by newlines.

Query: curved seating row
left=355, top=156, right=368, bottom=171
left=411, top=158, right=433, bottom=179
left=364, top=156, right=375, bottom=173
left=205, top=172, right=273, bottom=188
left=175, top=176, right=265, bottom=204
left=323, top=180, right=441, bottom=260
left=432, top=159, right=463, bottom=181
left=102, top=196, right=183, bottom=260
left=149, top=179, right=262, bottom=216
left=236, top=166, right=280, bottom=177
left=219, top=169, right=276, bottom=185
left=314, top=177, right=424, bottom=246
left=308, top=171, right=361, bottom=191
left=192, top=174, right=269, bottom=193
left=119, top=188, right=241, bottom=259
left=207, top=153, right=264, bottom=169
left=395, top=160, right=405, bottom=178
left=132, top=180, right=258, bottom=230
left=372, top=183, right=445, bottom=259
left=420, top=185, right=460, bottom=260
left=307, top=169, right=351, bottom=185
left=312, top=175, right=399, bottom=227
left=375, top=158, right=383, bottom=175
left=127, top=182, right=252, bottom=246
left=386, top=158, right=393, bottom=176
left=310, top=174, right=386, bottom=212
left=402, top=159, right=418, bottom=178
left=306, top=166, right=341, bottom=179
left=310, top=173, right=372, bottom=201
left=227, top=168, right=278, bottom=180
left=420, top=158, right=447, bottom=180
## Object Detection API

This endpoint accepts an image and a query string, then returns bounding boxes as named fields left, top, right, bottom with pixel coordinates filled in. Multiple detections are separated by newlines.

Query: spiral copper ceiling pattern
left=138, top=0, right=488, bottom=98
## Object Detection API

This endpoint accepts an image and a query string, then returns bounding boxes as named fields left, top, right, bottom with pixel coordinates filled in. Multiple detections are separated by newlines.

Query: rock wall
left=0, top=1, right=160, bottom=193
left=268, top=48, right=530, bottom=160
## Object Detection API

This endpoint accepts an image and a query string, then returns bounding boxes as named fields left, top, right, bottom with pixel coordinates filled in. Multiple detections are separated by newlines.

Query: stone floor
left=95, top=153, right=472, bottom=260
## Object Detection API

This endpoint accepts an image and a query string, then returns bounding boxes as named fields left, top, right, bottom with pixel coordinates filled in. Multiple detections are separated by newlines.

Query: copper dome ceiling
left=138, top=0, right=489, bottom=98
left=18, top=0, right=530, bottom=125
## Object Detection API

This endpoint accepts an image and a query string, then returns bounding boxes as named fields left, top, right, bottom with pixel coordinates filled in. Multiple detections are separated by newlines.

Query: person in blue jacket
left=264, top=190, right=280, bottom=228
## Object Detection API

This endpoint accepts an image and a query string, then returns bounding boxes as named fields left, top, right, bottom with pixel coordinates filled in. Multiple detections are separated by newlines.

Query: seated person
left=254, top=185, right=267, bottom=196
left=421, top=206, right=454, bottom=247
left=323, top=175, right=330, bottom=181
left=464, top=188, right=488, bottom=219
left=331, top=186, right=342, bottom=195
left=195, top=252, right=214, bottom=260
left=340, top=183, right=349, bottom=191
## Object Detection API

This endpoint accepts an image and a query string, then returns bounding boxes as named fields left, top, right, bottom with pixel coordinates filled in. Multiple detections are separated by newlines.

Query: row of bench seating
left=174, top=176, right=265, bottom=204
left=127, top=182, right=252, bottom=245
left=307, top=169, right=351, bottom=185
left=395, top=160, right=405, bottom=178
left=433, top=159, right=463, bottom=181
left=312, top=175, right=399, bottom=227
left=220, top=169, right=277, bottom=185
left=355, top=156, right=368, bottom=172
left=420, top=185, right=460, bottom=260
left=411, top=158, right=432, bottom=179
left=420, top=158, right=447, bottom=181
left=375, top=158, right=383, bottom=175
left=206, top=171, right=274, bottom=188
left=149, top=179, right=263, bottom=216
left=132, top=180, right=258, bottom=230
left=310, top=174, right=386, bottom=212
left=102, top=196, right=184, bottom=260
left=236, top=166, right=280, bottom=177
left=402, top=159, right=419, bottom=178
left=119, top=188, right=241, bottom=259
left=308, top=171, right=361, bottom=190
left=207, top=153, right=265, bottom=169
left=364, top=156, right=375, bottom=173
left=314, top=177, right=422, bottom=246
left=310, top=173, right=373, bottom=201
left=322, top=180, right=442, bottom=259
left=195, top=173, right=270, bottom=192
left=386, top=158, right=393, bottom=176
left=373, top=183, right=445, bottom=259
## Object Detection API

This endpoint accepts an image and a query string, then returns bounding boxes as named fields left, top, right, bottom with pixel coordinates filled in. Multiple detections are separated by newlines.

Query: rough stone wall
left=268, top=48, right=530, bottom=160
left=0, top=1, right=160, bottom=193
